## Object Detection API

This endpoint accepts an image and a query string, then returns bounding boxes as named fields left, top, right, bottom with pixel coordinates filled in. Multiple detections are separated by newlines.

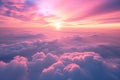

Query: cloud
left=0, top=0, right=120, bottom=27
left=0, top=0, right=47, bottom=25
left=28, top=52, right=58, bottom=80
left=94, top=0, right=120, bottom=13
left=1, top=51, right=119, bottom=80
left=40, top=52, right=120, bottom=80
left=0, top=28, right=120, bottom=62
left=0, top=27, right=45, bottom=44
left=0, top=56, right=28, bottom=80
left=0, top=52, right=59, bottom=80
left=65, top=0, right=120, bottom=22
left=0, top=28, right=120, bottom=80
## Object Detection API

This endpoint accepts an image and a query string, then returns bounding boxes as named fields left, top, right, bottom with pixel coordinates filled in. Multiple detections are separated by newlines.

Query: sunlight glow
left=54, top=22, right=62, bottom=31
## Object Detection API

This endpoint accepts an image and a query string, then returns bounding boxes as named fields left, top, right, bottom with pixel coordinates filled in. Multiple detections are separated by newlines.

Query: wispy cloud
left=0, top=0, right=120, bottom=28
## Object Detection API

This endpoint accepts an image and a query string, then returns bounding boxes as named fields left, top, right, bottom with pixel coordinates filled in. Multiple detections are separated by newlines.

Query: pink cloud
left=11, top=56, right=28, bottom=67
left=64, top=63, right=80, bottom=73
left=0, top=0, right=120, bottom=28
left=0, top=51, right=120, bottom=80
left=32, top=52, right=46, bottom=61
left=40, top=52, right=120, bottom=80
left=0, top=56, right=28, bottom=80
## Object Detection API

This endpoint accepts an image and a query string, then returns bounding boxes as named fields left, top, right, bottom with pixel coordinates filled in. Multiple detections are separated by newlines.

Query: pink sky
left=0, top=0, right=120, bottom=29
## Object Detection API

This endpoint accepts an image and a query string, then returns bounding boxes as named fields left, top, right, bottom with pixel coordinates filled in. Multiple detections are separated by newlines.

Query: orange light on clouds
left=0, top=0, right=120, bottom=29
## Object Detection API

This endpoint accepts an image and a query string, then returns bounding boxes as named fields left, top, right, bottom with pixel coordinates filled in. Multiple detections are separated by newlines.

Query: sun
left=54, top=22, right=62, bottom=31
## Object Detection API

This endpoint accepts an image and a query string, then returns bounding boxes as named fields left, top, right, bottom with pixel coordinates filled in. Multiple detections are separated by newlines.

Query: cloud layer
left=0, top=27, right=120, bottom=80
left=0, top=51, right=120, bottom=80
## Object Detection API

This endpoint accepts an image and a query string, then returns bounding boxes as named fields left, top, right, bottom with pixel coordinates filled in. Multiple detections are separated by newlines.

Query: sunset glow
left=0, top=0, right=120, bottom=80
left=54, top=22, right=62, bottom=30
left=0, top=0, right=120, bottom=29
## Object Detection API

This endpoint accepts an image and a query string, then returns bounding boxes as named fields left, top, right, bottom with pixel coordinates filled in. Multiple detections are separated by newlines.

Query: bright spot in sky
left=54, top=22, right=62, bottom=31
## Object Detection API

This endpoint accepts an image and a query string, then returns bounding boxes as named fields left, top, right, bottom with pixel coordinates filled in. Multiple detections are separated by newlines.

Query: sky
left=0, top=0, right=120, bottom=29
left=0, top=0, right=120, bottom=80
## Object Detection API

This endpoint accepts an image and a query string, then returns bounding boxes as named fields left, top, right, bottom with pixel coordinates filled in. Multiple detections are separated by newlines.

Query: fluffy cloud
left=0, top=56, right=28, bottom=80
left=28, top=52, right=58, bottom=80
left=0, top=28, right=120, bottom=80
left=0, top=52, right=58, bottom=80
left=1, top=51, right=120, bottom=80
left=40, top=52, right=120, bottom=80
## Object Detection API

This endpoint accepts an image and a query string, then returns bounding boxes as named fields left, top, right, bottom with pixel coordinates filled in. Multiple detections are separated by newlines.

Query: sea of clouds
left=0, top=28, right=120, bottom=80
